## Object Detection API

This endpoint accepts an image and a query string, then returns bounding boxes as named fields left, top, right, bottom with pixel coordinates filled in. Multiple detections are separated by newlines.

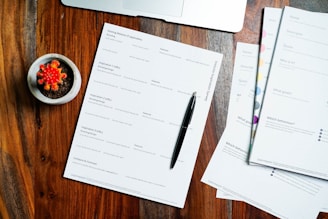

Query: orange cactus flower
left=37, top=59, right=67, bottom=91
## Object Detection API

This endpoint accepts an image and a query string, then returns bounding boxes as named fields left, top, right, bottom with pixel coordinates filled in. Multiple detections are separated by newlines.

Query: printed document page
left=249, top=6, right=328, bottom=180
left=202, top=42, right=328, bottom=219
left=216, top=42, right=259, bottom=201
left=250, top=7, right=282, bottom=144
left=64, top=23, right=222, bottom=208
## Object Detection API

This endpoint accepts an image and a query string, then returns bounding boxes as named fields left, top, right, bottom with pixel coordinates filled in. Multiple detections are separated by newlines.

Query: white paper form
left=252, top=7, right=328, bottom=213
left=250, top=7, right=282, bottom=143
left=216, top=42, right=259, bottom=201
left=227, top=43, right=260, bottom=123
left=216, top=9, right=280, bottom=202
left=63, top=23, right=223, bottom=208
left=249, top=6, right=328, bottom=180
left=202, top=43, right=328, bottom=218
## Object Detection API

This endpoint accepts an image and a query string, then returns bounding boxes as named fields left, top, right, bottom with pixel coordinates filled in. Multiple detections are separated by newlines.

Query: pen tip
left=170, top=163, right=174, bottom=169
left=192, top=91, right=197, bottom=96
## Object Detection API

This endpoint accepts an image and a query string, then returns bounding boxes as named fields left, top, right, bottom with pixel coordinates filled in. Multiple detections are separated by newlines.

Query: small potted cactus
left=27, top=53, right=81, bottom=105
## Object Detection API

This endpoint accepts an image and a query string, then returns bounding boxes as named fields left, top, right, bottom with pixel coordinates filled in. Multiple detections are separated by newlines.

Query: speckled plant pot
left=27, top=53, right=81, bottom=105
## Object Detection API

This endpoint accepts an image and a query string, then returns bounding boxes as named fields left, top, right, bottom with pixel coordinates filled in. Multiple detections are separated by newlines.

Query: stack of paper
left=248, top=6, right=328, bottom=180
left=202, top=6, right=328, bottom=218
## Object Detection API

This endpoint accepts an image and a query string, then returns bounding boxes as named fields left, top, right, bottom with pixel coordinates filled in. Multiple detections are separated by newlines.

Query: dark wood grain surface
left=1, top=0, right=327, bottom=218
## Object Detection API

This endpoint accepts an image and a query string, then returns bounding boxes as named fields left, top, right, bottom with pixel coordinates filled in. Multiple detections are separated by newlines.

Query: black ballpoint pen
left=170, top=92, right=197, bottom=169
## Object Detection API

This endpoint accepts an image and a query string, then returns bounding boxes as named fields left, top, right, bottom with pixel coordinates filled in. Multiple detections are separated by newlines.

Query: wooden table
left=1, top=0, right=327, bottom=218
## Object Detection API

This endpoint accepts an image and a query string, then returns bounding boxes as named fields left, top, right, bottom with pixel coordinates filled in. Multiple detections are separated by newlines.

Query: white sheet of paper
left=227, top=43, right=259, bottom=123
left=249, top=6, right=328, bottom=180
left=250, top=7, right=282, bottom=143
left=216, top=42, right=259, bottom=201
left=251, top=7, right=328, bottom=213
left=64, top=23, right=223, bottom=208
left=202, top=41, right=328, bottom=218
